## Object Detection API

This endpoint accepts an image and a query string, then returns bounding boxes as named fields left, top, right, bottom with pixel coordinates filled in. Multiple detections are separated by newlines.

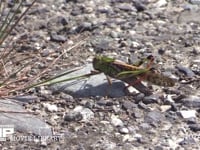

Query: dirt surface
left=1, top=0, right=200, bottom=149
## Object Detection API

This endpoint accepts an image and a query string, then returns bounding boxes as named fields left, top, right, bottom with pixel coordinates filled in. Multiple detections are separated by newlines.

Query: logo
left=0, top=125, right=14, bottom=141
left=0, top=124, right=63, bottom=142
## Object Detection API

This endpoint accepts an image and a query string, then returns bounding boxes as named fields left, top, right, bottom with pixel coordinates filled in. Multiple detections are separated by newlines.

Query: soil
left=0, top=0, right=200, bottom=149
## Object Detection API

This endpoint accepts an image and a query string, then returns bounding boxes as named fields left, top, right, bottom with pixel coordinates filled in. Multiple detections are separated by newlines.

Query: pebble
left=176, top=65, right=195, bottom=78
left=188, top=124, right=200, bottom=131
left=122, top=101, right=137, bottom=111
left=59, top=92, right=74, bottom=100
left=134, top=93, right=145, bottom=103
left=153, top=0, right=167, bottom=7
left=43, top=103, right=58, bottom=112
left=78, top=108, right=94, bottom=122
left=160, top=105, right=171, bottom=112
left=131, top=110, right=142, bottom=119
left=117, top=3, right=135, bottom=11
left=12, top=95, right=39, bottom=103
left=64, top=111, right=82, bottom=122
left=40, top=140, right=47, bottom=147
left=75, top=22, right=93, bottom=33
left=133, top=1, right=147, bottom=12
left=179, top=110, right=196, bottom=119
left=111, top=115, right=124, bottom=127
left=50, top=31, right=67, bottom=42
left=65, top=106, right=95, bottom=122
left=189, top=0, right=200, bottom=5
left=139, top=123, right=152, bottom=130
left=181, top=96, right=200, bottom=108
left=119, top=127, right=129, bottom=134
left=179, top=137, right=196, bottom=145
left=143, top=95, right=160, bottom=104
left=144, top=111, right=165, bottom=124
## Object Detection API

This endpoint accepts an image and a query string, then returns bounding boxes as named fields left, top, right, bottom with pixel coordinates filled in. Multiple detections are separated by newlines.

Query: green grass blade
left=25, top=68, right=100, bottom=89
left=0, top=1, right=23, bottom=44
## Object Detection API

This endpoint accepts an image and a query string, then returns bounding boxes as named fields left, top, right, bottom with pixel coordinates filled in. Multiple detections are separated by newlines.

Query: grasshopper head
left=93, top=56, right=115, bottom=71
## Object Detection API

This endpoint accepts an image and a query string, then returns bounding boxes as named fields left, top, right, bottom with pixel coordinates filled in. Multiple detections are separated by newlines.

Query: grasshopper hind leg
left=105, top=75, right=112, bottom=97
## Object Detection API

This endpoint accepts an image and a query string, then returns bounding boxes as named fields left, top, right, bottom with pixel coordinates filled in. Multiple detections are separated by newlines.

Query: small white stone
left=161, top=122, right=172, bottom=131
left=127, top=86, right=139, bottom=94
left=160, top=105, right=171, bottom=112
left=73, top=106, right=94, bottom=122
left=180, top=110, right=196, bottom=119
left=167, top=138, right=179, bottom=149
left=128, top=30, right=136, bottom=35
left=73, top=105, right=84, bottom=112
left=80, top=108, right=94, bottom=122
left=122, top=134, right=135, bottom=142
left=43, top=103, right=58, bottom=112
left=153, top=0, right=167, bottom=7
left=119, top=127, right=129, bottom=134
left=111, top=115, right=124, bottom=127
left=40, top=140, right=47, bottom=147
left=166, top=95, right=175, bottom=103
left=131, top=41, right=140, bottom=48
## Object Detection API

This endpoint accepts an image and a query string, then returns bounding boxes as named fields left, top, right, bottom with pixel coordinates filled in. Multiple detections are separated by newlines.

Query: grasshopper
left=93, top=55, right=175, bottom=87
left=26, top=55, right=175, bottom=95
left=92, top=55, right=175, bottom=95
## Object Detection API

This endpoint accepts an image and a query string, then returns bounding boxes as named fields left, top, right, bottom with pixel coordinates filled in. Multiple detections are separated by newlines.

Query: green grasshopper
left=92, top=55, right=175, bottom=95
left=26, top=55, right=175, bottom=95
left=93, top=55, right=175, bottom=87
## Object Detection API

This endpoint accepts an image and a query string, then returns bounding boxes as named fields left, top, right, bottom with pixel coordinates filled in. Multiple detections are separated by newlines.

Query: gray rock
left=96, top=99, right=108, bottom=106
left=179, top=137, right=196, bottom=146
left=110, top=31, right=119, bottom=38
left=139, top=123, right=151, bottom=130
left=132, top=110, right=143, bottom=118
left=188, top=124, right=200, bottom=132
left=50, top=31, right=67, bottom=42
left=181, top=96, right=200, bottom=108
left=59, top=92, right=74, bottom=100
left=178, top=9, right=200, bottom=24
left=75, top=22, right=93, bottom=33
left=144, top=111, right=165, bottom=124
left=64, top=111, right=82, bottom=122
left=179, top=110, right=196, bottom=119
left=64, top=106, right=94, bottom=122
left=0, top=99, right=52, bottom=136
left=50, top=64, right=125, bottom=97
left=122, top=101, right=137, bottom=111
left=176, top=65, right=195, bottom=78
left=91, top=36, right=113, bottom=52
left=11, top=95, right=38, bottom=103
left=189, top=0, right=200, bottom=5
left=143, top=95, right=160, bottom=104
left=111, top=115, right=124, bottom=127
left=76, top=106, right=94, bottom=122
left=134, top=93, right=145, bottom=103
left=50, top=64, right=152, bottom=97
left=117, top=3, right=135, bottom=11
left=133, top=1, right=147, bottom=12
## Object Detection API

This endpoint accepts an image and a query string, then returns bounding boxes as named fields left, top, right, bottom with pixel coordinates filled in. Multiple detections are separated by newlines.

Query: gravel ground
left=1, top=0, right=200, bottom=149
